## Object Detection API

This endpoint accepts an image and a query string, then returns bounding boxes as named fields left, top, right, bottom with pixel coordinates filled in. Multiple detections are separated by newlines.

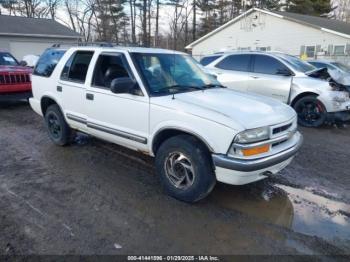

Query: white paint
left=30, top=46, right=301, bottom=186
left=187, top=9, right=350, bottom=60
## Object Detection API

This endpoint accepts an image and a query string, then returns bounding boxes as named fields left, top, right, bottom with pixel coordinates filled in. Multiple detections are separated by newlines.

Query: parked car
left=203, top=52, right=350, bottom=127
left=29, top=46, right=302, bottom=202
left=308, top=60, right=350, bottom=86
left=22, top=54, right=40, bottom=68
left=0, top=51, right=32, bottom=101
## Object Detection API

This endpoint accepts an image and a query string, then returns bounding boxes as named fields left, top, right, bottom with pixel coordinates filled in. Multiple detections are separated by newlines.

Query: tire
left=44, top=104, right=72, bottom=146
left=155, top=135, right=216, bottom=203
left=293, top=95, right=327, bottom=127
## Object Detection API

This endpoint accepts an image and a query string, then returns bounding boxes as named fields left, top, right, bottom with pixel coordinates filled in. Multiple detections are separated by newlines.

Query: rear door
left=57, top=50, right=94, bottom=132
left=247, top=54, right=292, bottom=103
left=213, top=54, right=252, bottom=92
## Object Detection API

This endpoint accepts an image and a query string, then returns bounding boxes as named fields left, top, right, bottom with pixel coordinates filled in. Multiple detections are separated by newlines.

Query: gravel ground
left=0, top=102, right=349, bottom=256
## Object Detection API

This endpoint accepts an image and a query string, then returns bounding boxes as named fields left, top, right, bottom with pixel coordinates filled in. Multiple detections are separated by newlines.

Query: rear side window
left=33, top=49, right=66, bottom=77
left=200, top=55, right=222, bottom=66
left=215, top=54, right=251, bottom=72
left=253, top=55, right=290, bottom=75
left=61, top=51, right=94, bottom=83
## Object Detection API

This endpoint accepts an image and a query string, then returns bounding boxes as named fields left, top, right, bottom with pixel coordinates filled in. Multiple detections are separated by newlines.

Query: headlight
left=234, top=127, right=270, bottom=144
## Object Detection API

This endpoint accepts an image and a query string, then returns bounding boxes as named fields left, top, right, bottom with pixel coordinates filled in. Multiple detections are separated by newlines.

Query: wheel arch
left=290, top=92, right=319, bottom=108
left=151, top=127, right=214, bottom=156
left=41, top=96, right=63, bottom=116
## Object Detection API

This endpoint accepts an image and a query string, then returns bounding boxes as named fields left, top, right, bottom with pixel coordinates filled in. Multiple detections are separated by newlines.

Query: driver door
left=247, top=54, right=292, bottom=103
left=85, top=52, right=149, bottom=151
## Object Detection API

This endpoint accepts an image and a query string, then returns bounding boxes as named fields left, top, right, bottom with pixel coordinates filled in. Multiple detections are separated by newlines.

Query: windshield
left=0, top=52, right=19, bottom=66
left=275, top=54, right=315, bottom=73
left=331, top=62, right=350, bottom=73
left=132, top=52, right=221, bottom=96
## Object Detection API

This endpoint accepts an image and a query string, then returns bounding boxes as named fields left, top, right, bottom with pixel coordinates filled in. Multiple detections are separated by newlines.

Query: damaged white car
left=203, top=52, right=350, bottom=127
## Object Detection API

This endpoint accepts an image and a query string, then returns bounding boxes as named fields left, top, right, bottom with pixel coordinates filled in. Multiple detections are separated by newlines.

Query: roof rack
left=51, top=42, right=143, bottom=48
left=51, top=42, right=117, bottom=48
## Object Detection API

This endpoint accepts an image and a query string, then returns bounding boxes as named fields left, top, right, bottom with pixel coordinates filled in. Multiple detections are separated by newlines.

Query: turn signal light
left=242, top=145, right=269, bottom=156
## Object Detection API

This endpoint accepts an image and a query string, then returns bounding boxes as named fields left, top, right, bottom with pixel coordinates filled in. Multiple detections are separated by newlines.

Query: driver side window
left=92, top=54, right=135, bottom=90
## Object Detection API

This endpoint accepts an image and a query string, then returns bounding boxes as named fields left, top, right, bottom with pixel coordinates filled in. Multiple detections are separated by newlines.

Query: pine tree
left=285, top=0, right=333, bottom=16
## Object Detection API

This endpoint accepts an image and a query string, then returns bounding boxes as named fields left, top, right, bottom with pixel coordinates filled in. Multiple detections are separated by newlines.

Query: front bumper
left=212, top=132, right=303, bottom=185
left=0, top=91, right=32, bottom=101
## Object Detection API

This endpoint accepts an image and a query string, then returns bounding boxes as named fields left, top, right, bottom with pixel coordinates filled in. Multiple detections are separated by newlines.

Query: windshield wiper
left=201, top=84, right=226, bottom=89
left=154, top=85, right=204, bottom=94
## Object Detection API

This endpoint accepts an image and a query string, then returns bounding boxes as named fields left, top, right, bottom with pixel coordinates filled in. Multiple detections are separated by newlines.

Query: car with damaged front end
left=29, top=46, right=303, bottom=203
left=203, top=52, right=350, bottom=127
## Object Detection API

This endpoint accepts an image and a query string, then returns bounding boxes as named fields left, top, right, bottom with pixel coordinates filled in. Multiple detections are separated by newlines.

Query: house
left=0, top=15, right=80, bottom=60
left=186, top=8, right=350, bottom=64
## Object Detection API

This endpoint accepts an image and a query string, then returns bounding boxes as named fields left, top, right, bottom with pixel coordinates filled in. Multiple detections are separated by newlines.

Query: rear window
left=215, top=54, right=252, bottom=72
left=33, top=49, right=66, bottom=77
left=200, top=55, right=222, bottom=66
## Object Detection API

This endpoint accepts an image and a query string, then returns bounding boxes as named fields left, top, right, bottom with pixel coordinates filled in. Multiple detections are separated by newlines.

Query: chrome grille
left=273, top=123, right=292, bottom=135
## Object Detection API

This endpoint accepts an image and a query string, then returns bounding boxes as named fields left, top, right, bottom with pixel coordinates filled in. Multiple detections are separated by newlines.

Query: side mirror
left=276, top=68, right=292, bottom=77
left=110, top=77, right=138, bottom=94
left=19, top=60, right=28, bottom=67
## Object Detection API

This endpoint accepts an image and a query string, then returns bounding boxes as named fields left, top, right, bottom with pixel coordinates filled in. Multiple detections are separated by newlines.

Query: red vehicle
left=0, top=51, right=32, bottom=101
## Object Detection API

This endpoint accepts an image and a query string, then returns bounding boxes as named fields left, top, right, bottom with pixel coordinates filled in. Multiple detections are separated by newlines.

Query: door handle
left=57, top=86, right=62, bottom=92
left=250, top=76, right=259, bottom=79
left=86, top=93, right=94, bottom=100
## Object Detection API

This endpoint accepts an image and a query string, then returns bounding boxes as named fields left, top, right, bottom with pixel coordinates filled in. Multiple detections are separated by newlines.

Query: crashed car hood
left=151, top=88, right=296, bottom=130
left=306, top=67, right=350, bottom=86
left=0, top=65, right=32, bottom=73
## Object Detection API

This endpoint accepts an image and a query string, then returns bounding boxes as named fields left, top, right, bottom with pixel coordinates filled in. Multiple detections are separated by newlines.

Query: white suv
left=29, top=46, right=302, bottom=202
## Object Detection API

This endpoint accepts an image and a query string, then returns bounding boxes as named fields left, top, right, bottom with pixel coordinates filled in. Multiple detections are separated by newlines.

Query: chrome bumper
left=212, top=133, right=303, bottom=172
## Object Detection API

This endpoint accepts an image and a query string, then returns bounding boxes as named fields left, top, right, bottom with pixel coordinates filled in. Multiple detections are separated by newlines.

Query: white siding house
left=186, top=8, right=350, bottom=64
left=0, top=15, right=81, bottom=61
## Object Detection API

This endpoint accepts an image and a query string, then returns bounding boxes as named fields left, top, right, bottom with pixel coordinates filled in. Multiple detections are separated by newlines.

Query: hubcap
left=164, top=152, right=195, bottom=190
left=47, top=112, right=61, bottom=139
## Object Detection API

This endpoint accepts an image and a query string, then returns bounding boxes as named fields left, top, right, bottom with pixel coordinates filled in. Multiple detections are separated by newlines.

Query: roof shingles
left=0, top=15, right=80, bottom=38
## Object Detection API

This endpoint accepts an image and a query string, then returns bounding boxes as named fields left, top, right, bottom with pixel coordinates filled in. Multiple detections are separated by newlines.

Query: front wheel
left=293, top=95, right=327, bottom=127
left=155, top=135, right=216, bottom=203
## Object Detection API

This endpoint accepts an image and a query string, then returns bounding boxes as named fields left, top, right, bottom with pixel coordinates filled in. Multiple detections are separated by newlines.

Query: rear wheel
left=155, top=135, right=216, bottom=203
left=293, top=95, right=327, bottom=127
left=44, top=104, right=72, bottom=146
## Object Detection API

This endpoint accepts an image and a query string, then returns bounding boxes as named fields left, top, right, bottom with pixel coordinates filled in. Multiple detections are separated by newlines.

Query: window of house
left=305, top=46, right=316, bottom=58
left=252, top=55, right=291, bottom=75
left=215, top=54, right=252, bottom=72
left=334, top=45, right=345, bottom=55
left=92, top=54, right=132, bottom=89
left=61, top=51, right=94, bottom=83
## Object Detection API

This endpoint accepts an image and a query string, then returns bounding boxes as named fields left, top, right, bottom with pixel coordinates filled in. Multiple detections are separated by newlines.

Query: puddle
left=276, top=184, right=350, bottom=242
left=211, top=182, right=350, bottom=244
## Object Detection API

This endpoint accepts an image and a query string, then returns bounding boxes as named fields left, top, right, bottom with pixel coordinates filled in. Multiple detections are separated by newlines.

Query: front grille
left=273, top=123, right=292, bottom=135
left=0, top=73, right=30, bottom=85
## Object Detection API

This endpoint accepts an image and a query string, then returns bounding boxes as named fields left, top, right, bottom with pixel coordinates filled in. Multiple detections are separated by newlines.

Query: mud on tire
left=155, top=134, right=216, bottom=203
left=44, top=104, right=72, bottom=146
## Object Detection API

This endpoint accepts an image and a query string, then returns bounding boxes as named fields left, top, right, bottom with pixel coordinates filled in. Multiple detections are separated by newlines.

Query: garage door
left=10, top=41, right=54, bottom=61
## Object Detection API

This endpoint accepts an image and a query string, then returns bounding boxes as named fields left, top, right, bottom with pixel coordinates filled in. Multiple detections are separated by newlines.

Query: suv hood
left=0, top=65, right=32, bottom=73
left=151, top=88, right=296, bottom=131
